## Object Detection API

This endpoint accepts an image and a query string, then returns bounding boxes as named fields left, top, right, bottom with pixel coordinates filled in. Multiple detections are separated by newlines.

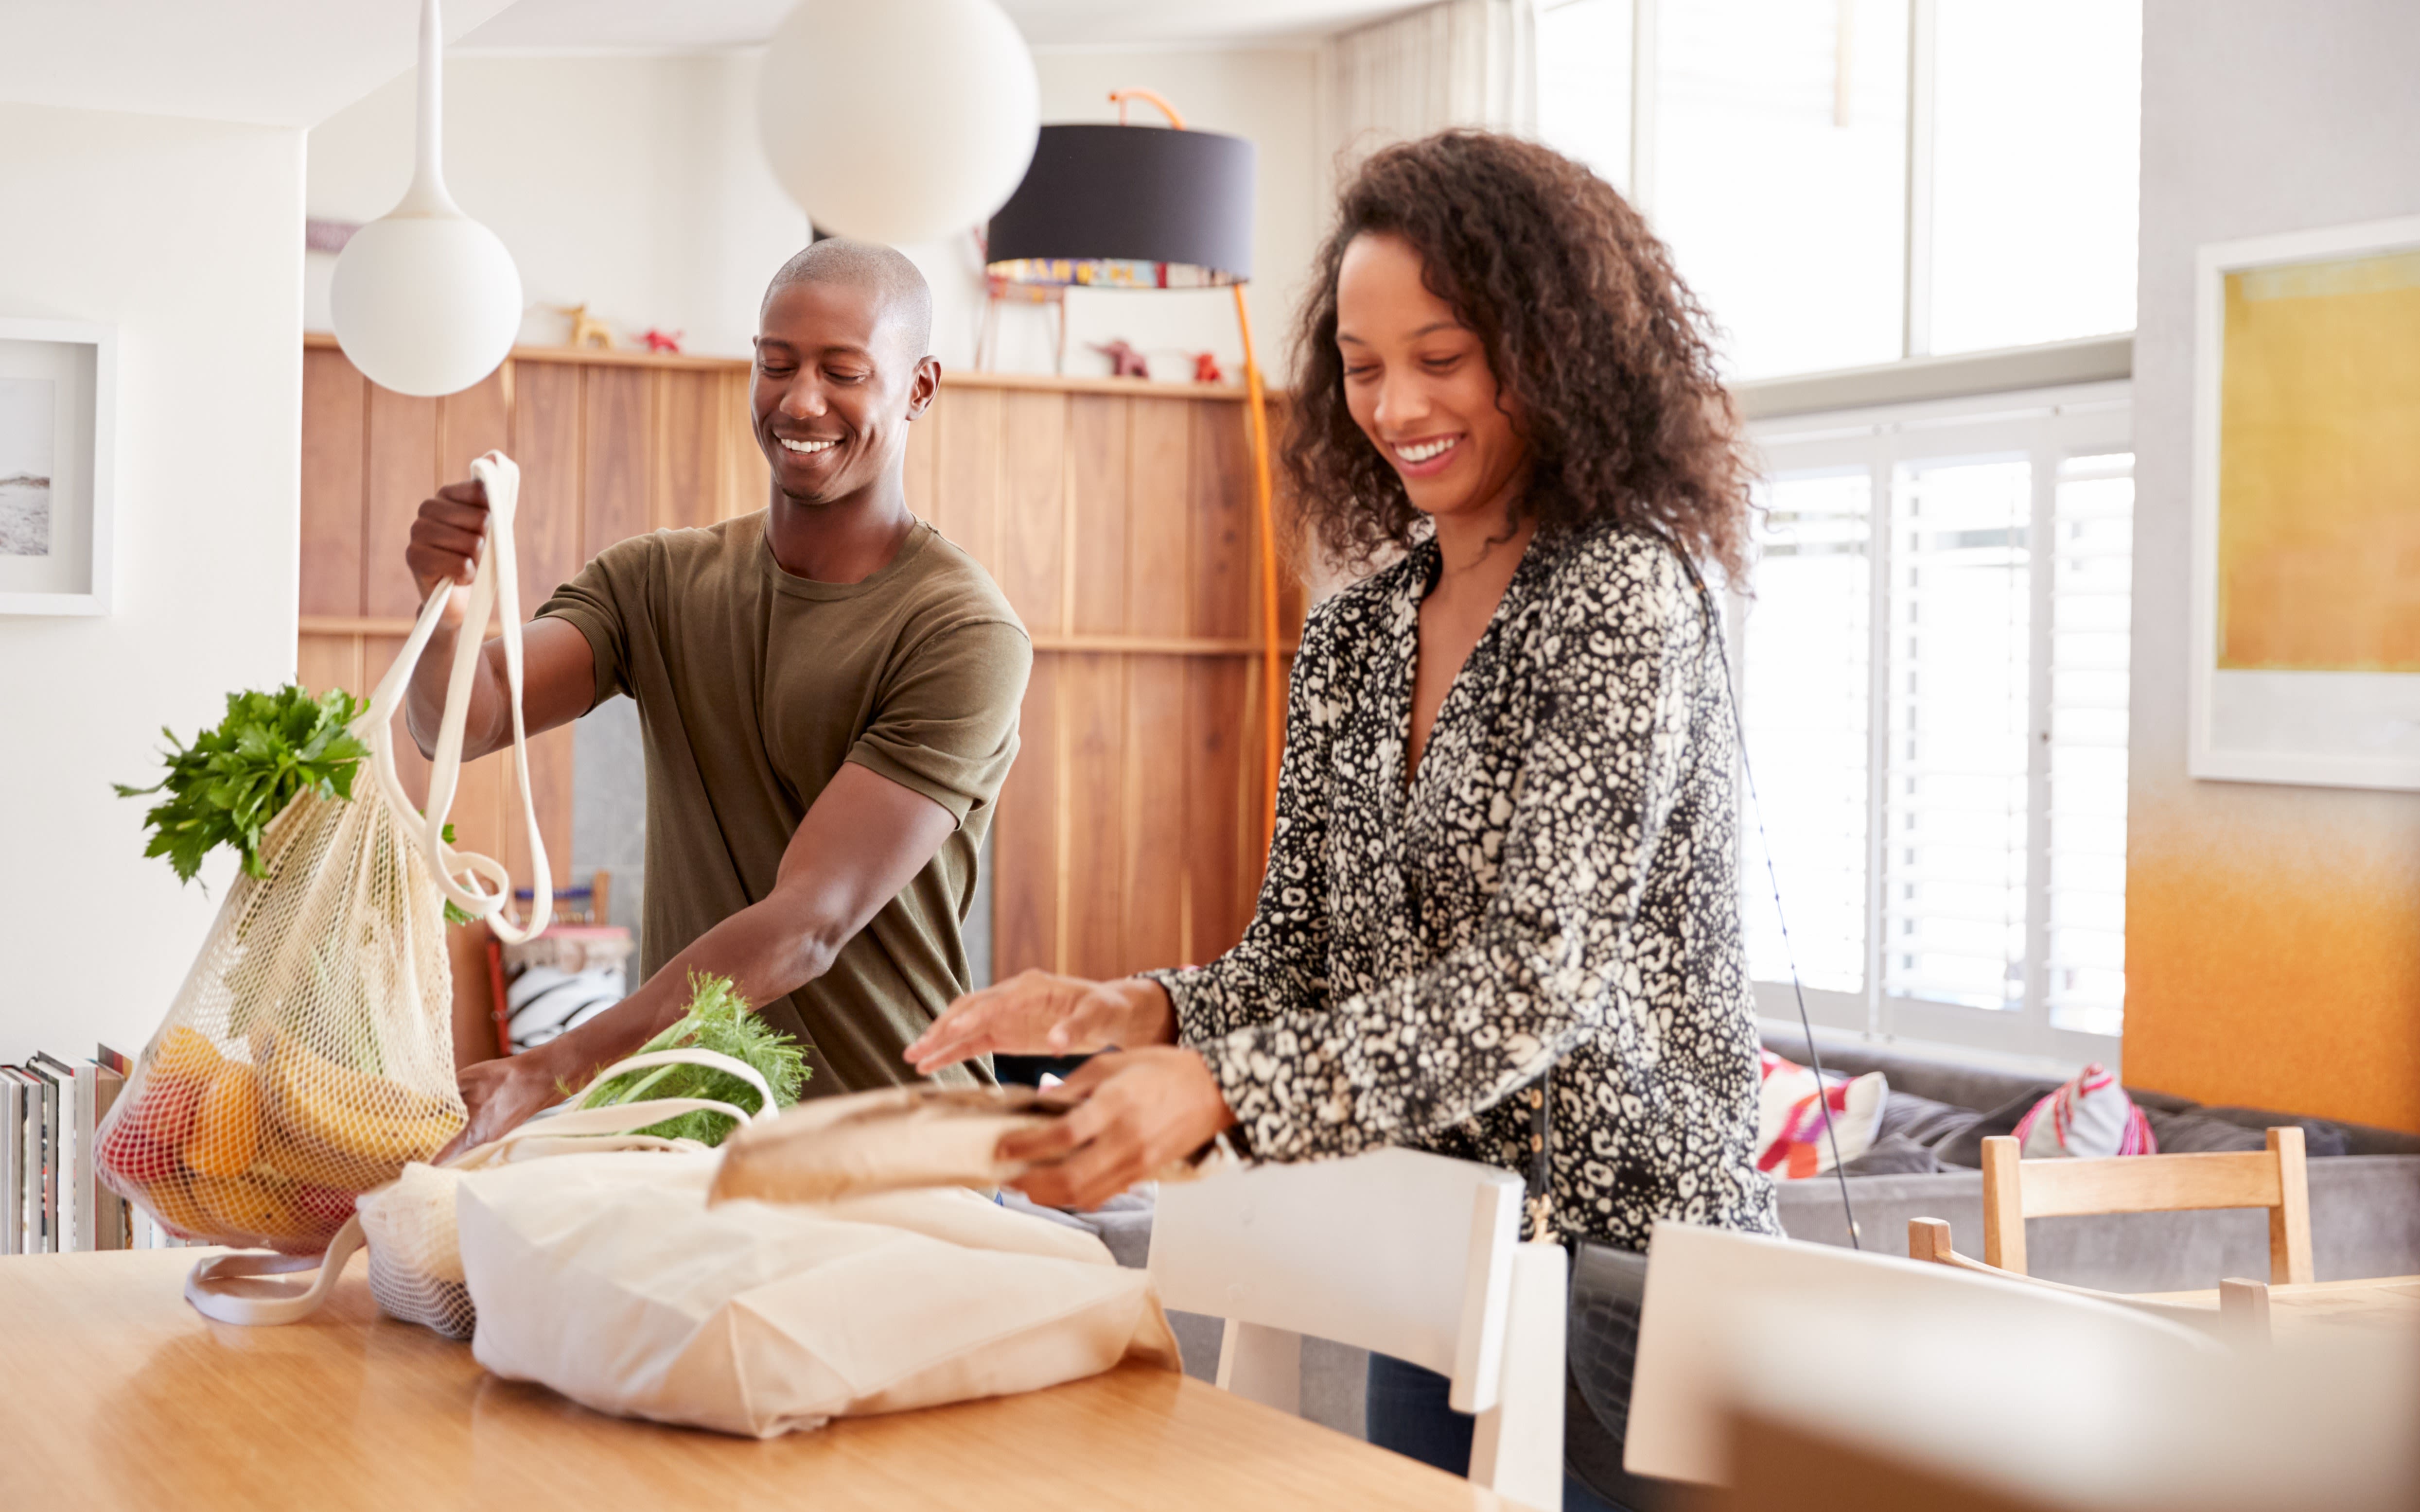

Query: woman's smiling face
left=1334, top=231, right=1527, bottom=528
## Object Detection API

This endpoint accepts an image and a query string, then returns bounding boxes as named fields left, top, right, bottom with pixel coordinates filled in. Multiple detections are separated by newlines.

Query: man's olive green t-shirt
left=537, top=515, right=1029, bottom=1096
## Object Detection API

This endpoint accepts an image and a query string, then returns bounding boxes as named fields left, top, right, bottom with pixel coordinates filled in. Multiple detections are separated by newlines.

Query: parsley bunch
left=115, top=685, right=373, bottom=885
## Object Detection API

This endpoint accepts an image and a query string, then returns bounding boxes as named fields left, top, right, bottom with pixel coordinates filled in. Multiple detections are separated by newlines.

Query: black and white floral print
left=1144, top=516, right=1781, bottom=1249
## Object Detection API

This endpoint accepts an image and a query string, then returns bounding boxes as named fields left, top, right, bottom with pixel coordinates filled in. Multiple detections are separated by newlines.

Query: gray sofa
left=1764, top=1030, right=2420, bottom=1289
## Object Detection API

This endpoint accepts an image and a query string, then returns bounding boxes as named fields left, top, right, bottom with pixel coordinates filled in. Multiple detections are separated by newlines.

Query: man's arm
left=403, top=477, right=596, bottom=761
left=444, top=761, right=959, bottom=1151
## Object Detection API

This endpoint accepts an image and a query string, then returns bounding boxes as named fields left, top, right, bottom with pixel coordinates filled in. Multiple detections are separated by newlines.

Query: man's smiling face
left=751, top=277, right=936, bottom=507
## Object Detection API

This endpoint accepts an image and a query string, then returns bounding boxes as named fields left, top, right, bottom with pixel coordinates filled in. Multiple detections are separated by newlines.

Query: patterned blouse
left=1145, top=517, right=1781, bottom=1250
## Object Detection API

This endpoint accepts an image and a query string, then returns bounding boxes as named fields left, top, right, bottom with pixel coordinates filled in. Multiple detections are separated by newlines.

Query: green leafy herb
left=576, top=973, right=807, bottom=1146
left=114, top=686, right=372, bottom=885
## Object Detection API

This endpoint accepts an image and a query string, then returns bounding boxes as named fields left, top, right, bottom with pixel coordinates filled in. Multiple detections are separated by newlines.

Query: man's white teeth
left=1393, top=436, right=1457, bottom=464
left=781, top=437, right=838, bottom=454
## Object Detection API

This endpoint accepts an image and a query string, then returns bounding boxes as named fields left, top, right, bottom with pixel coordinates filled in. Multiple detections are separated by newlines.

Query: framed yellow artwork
left=2191, top=215, right=2420, bottom=790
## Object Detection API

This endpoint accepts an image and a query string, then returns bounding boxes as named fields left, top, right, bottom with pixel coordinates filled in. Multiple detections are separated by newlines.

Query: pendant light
left=757, top=0, right=1039, bottom=244
left=331, top=0, right=523, bottom=398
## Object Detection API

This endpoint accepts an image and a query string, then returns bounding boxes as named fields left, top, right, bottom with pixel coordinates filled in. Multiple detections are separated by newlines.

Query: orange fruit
left=184, top=1062, right=263, bottom=1179
left=150, top=1025, right=225, bottom=1083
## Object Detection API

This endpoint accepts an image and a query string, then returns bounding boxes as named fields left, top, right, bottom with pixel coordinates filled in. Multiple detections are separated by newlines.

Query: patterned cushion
left=1756, top=1050, right=1887, bottom=1179
left=2013, top=1063, right=2157, bottom=1158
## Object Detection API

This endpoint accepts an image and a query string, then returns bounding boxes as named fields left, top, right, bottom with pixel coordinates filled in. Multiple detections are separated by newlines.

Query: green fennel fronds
left=575, top=972, right=807, bottom=1146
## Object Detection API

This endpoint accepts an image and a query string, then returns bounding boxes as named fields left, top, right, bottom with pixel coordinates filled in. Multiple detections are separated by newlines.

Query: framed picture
left=2190, top=215, right=2420, bottom=791
left=0, top=318, right=117, bottom=616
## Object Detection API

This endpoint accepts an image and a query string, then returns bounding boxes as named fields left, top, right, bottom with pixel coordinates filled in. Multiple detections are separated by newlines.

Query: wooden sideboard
left=296, top=334, right=1298, bottom=1017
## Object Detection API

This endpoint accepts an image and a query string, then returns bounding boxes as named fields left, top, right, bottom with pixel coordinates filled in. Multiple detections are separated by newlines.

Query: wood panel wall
left=297, top=335, right=768, bottom=888
left=297, top=335, right=1296, bottom=998
left=901, top=382, right=1303, bottom=978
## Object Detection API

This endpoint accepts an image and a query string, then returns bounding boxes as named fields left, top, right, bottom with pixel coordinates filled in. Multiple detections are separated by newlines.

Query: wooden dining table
left=0, top=1249, right=1508, bottom=1512
left=2137, top=1273, right=2420, bottom=1343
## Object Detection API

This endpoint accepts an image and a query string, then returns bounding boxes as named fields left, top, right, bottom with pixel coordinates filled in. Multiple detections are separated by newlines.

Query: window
left=1735, top=387, right=2131, bottom=1060
left=1535, top=0, right=2142, bottom=378
left=1927, top=1, right=2141, bottom=354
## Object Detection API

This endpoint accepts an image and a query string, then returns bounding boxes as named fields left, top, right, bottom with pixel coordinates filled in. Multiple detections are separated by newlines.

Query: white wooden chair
left=1148, top=1147, right=1568, bottom=1511
left=1625, top=1219, right=2227, bottom=1489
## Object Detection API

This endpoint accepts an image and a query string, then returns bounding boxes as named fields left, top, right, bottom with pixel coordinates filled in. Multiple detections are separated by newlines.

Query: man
left=404, top=240, right=1030, bottom=1150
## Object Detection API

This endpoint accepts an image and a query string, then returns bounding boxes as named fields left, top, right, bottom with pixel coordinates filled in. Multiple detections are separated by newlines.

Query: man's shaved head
left=763, top=237, right=933, bottom=358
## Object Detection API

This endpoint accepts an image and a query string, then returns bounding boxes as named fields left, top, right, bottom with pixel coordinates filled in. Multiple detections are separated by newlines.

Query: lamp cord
left=1675, top=550, right=1861, bottom=1250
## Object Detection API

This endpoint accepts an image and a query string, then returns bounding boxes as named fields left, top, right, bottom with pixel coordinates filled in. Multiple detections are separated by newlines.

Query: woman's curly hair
left=1286, top=131, right=1751, bottom=581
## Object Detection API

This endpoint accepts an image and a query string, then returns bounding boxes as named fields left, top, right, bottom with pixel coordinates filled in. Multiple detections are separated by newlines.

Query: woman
left=906, top=131, right=1777, bottom=1507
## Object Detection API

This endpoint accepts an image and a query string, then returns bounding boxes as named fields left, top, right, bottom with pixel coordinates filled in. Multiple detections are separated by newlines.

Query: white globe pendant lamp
left=757, top=0, right=1040, bottom=244
left=331, top=0, right=523, bottom=398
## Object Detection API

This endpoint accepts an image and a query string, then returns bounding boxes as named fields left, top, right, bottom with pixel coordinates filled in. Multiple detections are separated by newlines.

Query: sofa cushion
left=1934, top=1089, right=2040, bottom=1169
left=2143, top=1108, right=2273, bottom=1154
left=2014, top=1063, right=2157, bottom=1158
left=2198, top=1108, right=2392, bottom=1158
left=1837, top=1131, right=1947, bottom=1177
left=1876, top=1088, right=1985, bottom=1150
left=1757, top=1050, right=1887, bottom=1177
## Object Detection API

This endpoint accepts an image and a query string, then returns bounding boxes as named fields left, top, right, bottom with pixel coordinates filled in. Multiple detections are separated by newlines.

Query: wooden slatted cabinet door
left=653, top=370, right=725, bottom=532
left=1059, top=653, right=1124, bottom=981
left=992, top=657, right=1061, bottom=978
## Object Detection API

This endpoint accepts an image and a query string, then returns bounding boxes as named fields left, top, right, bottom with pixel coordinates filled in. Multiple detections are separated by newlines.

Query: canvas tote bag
left=457, top=1153, right=1182, bottom=1438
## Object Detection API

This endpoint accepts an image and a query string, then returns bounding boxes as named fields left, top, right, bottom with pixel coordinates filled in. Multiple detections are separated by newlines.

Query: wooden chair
left=1148, top=1147, right=1567, bottom=1512
left=1907, top=1217, right=2273, bottom=1344
left=1907, top=1126, right=2315, bottom=1346
left=1981, top=1127, right=2313, bottom=1284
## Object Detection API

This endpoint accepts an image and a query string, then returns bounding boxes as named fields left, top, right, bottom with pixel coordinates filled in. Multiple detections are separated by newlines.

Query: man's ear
left=906, top=355, right=942, bottom=419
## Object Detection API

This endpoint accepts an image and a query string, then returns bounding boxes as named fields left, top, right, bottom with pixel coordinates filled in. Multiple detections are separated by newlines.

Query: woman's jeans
left=1364, top=1353, right=1629, bottom=1512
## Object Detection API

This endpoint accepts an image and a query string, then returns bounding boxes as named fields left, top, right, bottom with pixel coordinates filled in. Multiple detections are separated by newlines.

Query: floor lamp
left=983, top=96, right=1284, bottom=857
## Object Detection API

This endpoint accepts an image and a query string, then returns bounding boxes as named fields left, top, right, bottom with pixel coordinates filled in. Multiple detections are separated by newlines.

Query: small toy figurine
left=557, top=304, right=612, bottom=348
left=639, top=329, right=684, bottom=354
left=1090, top=340, right=1150, bottom=380
left=1191, top=351, right=1224, bottom=384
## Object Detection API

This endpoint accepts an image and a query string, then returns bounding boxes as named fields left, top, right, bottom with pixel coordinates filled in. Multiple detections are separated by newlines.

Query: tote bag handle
left=357, top=450, right=553, bottom=945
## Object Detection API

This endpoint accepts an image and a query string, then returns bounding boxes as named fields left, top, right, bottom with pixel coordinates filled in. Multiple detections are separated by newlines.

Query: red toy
left=1090, top=340, right=1149, bottom=379
left=639, top=329, right=684, bottom=354
left=1191, top=351, right=1224, bottom=383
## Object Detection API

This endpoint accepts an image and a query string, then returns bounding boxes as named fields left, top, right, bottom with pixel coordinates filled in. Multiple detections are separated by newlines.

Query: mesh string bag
left=95, top=451, right=552, bottom=1276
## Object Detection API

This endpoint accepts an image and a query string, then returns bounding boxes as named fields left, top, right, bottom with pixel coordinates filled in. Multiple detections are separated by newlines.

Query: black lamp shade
left=986, top=123, right=1256, bottom=288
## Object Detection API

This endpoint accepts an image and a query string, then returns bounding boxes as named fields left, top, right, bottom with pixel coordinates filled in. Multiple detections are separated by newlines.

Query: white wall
left=2122, top=0, right=2420, bottom=1118
left=306, top=53, right=809, bottom=360
left=0, top=104, right=305, bottom=1061
left=305, top=45, right=1325, bottom=379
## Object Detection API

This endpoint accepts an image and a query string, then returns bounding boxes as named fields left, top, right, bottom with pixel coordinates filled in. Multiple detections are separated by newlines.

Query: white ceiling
left=0, top=0, right=520, bottom=126
left=456, top=0, right=1423, bottom=53
left=0, top=0, right=1409, bottom=133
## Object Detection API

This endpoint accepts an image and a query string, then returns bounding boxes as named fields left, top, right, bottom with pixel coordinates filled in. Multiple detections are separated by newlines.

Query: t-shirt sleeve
left=534, top=537, right=649, bottom=707
left=846, top=619, right=1033, bottom=827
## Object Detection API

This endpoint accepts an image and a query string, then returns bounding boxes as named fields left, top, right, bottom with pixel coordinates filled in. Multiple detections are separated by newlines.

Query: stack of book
left=2, top=1044, right=194, bottom=1253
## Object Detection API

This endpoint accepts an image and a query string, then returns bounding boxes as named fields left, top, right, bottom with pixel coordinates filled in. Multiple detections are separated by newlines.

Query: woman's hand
left=1001, top=1048, right=1235, bottom=1211
left=904, top=970, right=1176, bottom=1076
left=436, top=1043, right=576, bottom=1161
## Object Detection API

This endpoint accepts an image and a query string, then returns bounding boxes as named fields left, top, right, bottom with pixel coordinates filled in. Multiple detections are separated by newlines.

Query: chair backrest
left=1981, top=1126, right=2314, bottom=1284
left=1628, top=1219, right=2224, bottom=1488
left=1147, top=1146, right=1525, bottom=1412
